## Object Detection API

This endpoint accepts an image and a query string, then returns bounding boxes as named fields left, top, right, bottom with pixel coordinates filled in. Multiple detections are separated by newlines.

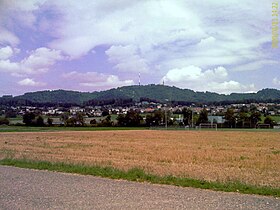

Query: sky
left=0, top=0, right=279, bottom=96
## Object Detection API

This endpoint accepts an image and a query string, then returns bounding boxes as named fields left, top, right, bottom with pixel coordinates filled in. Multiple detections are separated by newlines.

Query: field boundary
left=0, top=126, right=148, bottom=132
left=1, top=125, right=280, bottom=132
left=0, top=158, right=279, bottom=197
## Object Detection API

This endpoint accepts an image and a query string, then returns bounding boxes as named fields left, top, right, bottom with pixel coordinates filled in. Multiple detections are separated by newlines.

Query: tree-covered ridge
left=0, top=85, right=280, bottom=106
left=17, top=90, right=96, bottom=104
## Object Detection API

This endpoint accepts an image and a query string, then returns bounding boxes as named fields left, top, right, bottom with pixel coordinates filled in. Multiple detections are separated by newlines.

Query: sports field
left=0, top=130, right=279, bottom=187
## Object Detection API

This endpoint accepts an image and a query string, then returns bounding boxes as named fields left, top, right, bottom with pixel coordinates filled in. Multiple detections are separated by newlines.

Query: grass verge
left=0, top=158, right=279, bottom=197
left=0, top=126, right=147, bottom=132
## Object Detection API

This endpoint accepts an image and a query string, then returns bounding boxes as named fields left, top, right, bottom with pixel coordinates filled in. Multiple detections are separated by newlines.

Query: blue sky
left=0, top=0, right=279, bottom=96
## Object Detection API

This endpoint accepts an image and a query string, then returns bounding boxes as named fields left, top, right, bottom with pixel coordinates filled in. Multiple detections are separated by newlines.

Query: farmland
left=0, top=130, right=279, bottom=188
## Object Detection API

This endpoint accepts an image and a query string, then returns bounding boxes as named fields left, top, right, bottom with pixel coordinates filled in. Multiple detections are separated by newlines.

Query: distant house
left=208, top=116, right=225, bottom=124
left=144, top=108, right=155, bottom=113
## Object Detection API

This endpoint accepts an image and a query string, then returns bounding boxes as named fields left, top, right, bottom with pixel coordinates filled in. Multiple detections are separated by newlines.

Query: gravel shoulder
left=0, top=166, right=279, bottom=210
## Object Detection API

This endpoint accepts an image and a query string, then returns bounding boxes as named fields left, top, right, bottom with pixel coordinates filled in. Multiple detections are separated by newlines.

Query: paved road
left=0, top=166, right=279, bottom=210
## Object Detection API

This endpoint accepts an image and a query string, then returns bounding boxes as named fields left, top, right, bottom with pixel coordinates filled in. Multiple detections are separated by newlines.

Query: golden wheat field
left=0, top=130, right=279, bottom=187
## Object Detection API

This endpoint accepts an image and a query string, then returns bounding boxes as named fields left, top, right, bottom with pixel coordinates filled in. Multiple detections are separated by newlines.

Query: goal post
left=256, top=124, right=271, bottom=129
left=199, top=123, right=218, bottom=131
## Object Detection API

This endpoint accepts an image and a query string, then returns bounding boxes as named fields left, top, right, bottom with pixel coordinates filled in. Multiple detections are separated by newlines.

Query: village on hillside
left=1, top=100, right=280, bottom=129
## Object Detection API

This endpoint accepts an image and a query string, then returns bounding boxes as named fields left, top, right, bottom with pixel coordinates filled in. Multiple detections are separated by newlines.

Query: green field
left=260, top=115, right=280, bottom=123
left=1, top=125, right=279, bottom=133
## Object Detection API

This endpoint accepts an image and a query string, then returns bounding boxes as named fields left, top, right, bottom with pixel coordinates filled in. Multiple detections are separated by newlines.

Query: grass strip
left=0, top=158, right=279, bottom=197
left=0, top=126, right=147, bottom=132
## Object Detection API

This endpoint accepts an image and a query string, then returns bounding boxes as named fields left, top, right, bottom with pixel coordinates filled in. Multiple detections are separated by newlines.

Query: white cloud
left=233, top=60, right=279, bottom=72
left=21, top=47, right=64, bottom=73
left=18, top=78, right=46, bottom=87
left=41, top=0, right=273, bottom=72
left=0, top=28, right=20, bottom=46
left=207, top=81, right=256, bottom=94
left=63, top=71, right=134, bottom=90
left=0, top=0, right=277, bottom=93
left=0, top=47, right=64, bottom=75
left=162, top=66, right=228, bottom=83
left=273, top=77, right=280, bottom=86
left=162, top=66, right=255, bottom=94
left=46, top=0, right=204, bottom=59
left=0, top=0, right=45, bottom=45
left=0, top=46, right=20, bottom=59
left=0, top=59, right=20, bottom=73
left=106, top=45, right=149, bottom=73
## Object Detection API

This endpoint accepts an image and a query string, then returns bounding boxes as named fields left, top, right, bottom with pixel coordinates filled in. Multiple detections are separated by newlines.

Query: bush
left=36, top=116, right=45, bottom=126
left=264, top=116, right=275, bottom=127
left=47, top=118, right=53, bottom=126
left=0, top=117, right=10, bottom=125
left=23, top=112, right=36, bottom=126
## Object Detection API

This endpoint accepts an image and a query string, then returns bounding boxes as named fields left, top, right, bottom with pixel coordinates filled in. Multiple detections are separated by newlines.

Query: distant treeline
left=1, top=85, right=280, bottom=107
left=84, top=98, right=134, bottom=106
left=0, top=98, right=79, bottom=108
left=1, top=97, right=280, bottom=108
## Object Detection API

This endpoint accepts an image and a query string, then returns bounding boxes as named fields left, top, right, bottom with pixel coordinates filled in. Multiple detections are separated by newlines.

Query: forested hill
left=1, top=85, right=280, bottom=106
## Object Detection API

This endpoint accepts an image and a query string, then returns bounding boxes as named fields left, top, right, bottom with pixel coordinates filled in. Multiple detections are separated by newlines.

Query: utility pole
left=165, top=99, right=168, bottom=129
left=191, top=108, right=194, bottom=128
left=165, top=107, right=167, bottom=129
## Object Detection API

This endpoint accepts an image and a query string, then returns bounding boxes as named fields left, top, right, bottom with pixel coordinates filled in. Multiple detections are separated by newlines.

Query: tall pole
left=191, top=108, right=194, bottom=128
left=165, top=107, right=167, bottom=129
left=165, top=99, right=168, bottom=129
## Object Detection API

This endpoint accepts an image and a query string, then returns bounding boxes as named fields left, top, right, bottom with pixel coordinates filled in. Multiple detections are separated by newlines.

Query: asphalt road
left=0, top=166, right=279, bottom=210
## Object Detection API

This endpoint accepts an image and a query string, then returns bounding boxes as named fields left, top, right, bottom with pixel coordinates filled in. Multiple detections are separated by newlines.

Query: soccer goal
left=256, top=124, right=271, bottom=129
left=199, top=123, right=218, bottom=131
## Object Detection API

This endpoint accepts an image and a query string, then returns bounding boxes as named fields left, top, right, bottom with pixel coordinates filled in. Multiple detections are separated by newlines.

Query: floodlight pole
left=165, top=108, right=167, bottom=129
left=191, top=108, right=194, bottom=128
left=165, top=99, right=168, bottom=129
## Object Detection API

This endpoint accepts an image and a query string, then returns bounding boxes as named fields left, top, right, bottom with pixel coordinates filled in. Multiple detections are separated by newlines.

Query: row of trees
left=224, top=108, right=275, bottom=128
left=16, top=108, right=277, bottom=128
left=22, top=112, right=50, bottom=126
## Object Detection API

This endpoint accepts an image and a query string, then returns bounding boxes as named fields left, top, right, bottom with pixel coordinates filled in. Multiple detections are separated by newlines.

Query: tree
left=153, top=110, right=164, bottom=125
left=0, top=117, right=9, bottom=125
left=224, top=108, right=235, bottom=128
left=47, top=118, right=53, bottom=126
left=90, top=119, right=97, bottom=125
left=182, top=108, right=192, bottom=126
left=237, top=112, right=249, bottom=128
left=65, top=117, right=77, bottom=127
left=5, top=110, right=17, bottom=118
left=197, top=109, right=208, bottom=125
left=75, top=112, right=84, bottom=126
left=60, top=112, right=70, bottom=125
left=144, top=110, right=164, bottom=126
left=100, top=115, right=112, bottom=127
left=117, top=110, right=143, bottom=127
left=23, top=112, right=36, bottom=126
left=102, top=109, right=109, bottom=117
left=116, top=114, right=126, bottom=126
left=249, top=111, right=261, bottom=128
left=264, top=116, right=275, bottom=127
left=125, top=110, right=143, bottom=126
left=36, top=116, right=45, bottom=126
left=145, top=114, right=154, bottom=126
left=163, top=110, right=172, bottom=126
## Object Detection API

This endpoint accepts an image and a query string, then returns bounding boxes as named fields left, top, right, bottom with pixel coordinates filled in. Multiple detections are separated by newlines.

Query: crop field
left=0, top=130, right=279, bottom=188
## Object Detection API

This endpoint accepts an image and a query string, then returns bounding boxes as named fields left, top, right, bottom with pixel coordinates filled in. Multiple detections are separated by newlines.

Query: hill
left=0, top=85, right=280, bottom=106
